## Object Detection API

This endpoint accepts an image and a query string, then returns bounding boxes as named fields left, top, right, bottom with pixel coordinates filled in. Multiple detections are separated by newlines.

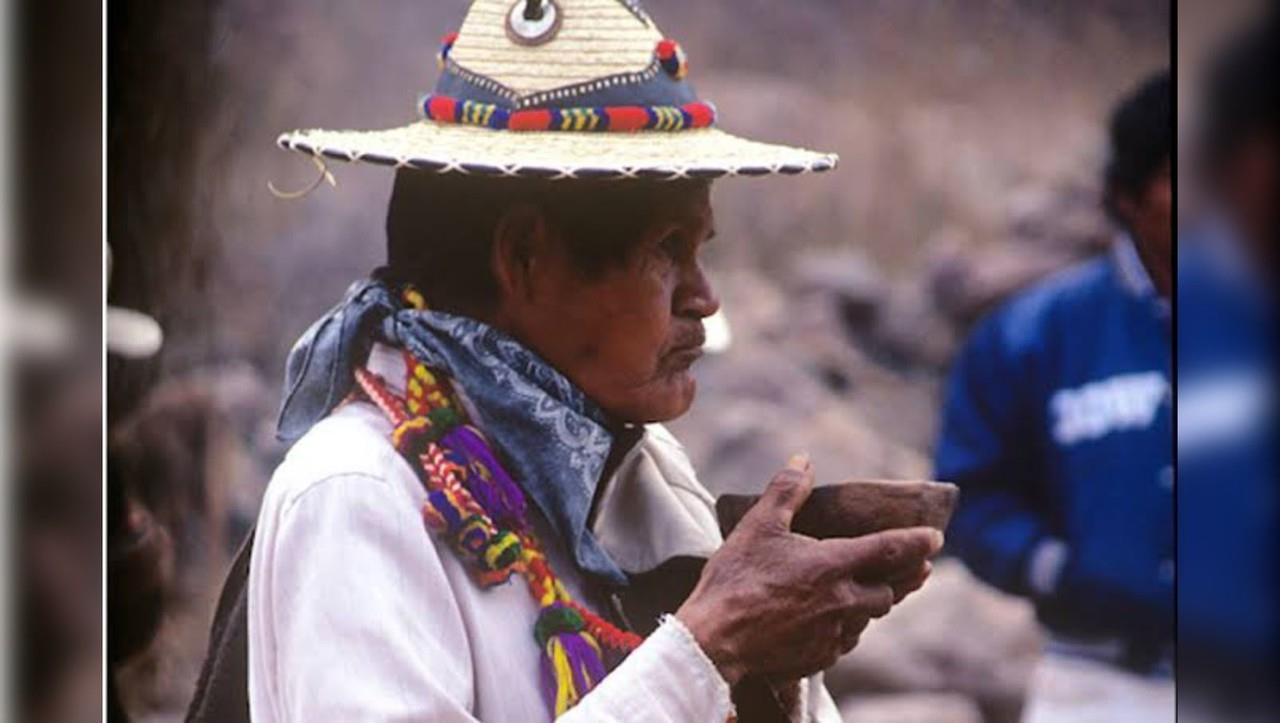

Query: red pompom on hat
left=655, top=38, right=688, bottom=80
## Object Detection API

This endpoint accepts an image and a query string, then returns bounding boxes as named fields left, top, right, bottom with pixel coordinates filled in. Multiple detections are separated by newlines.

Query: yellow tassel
left=547, top=637, right=579, bottom=716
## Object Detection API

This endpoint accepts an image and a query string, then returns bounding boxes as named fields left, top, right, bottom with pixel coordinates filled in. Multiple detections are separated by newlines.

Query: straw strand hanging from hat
left=267, top=155, right=336, bottom=200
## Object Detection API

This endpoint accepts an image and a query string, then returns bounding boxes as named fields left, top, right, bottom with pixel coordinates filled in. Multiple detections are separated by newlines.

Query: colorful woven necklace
left=351, top=293, right=641, bottom=718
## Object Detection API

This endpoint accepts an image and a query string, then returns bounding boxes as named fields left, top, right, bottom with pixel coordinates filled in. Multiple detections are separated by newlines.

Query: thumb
left=750, top=453, right=815, bottom=530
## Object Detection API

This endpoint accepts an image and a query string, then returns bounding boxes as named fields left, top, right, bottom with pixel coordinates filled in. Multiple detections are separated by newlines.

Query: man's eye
left=658, top=233, right=684, bottom=257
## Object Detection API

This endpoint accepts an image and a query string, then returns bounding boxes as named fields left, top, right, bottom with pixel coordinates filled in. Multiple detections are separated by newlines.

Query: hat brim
left=278, top=122, right=837, bottom=180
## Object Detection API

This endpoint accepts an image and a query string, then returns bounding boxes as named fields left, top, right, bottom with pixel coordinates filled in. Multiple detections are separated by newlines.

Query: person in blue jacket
left=935, top=71, right=1173, bottom=722
left=1177, top=15, right=1277, bottom=719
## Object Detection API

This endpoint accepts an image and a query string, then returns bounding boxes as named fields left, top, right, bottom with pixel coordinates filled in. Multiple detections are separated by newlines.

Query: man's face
left=1118, top=159, right=1173, bottom=271
left=1217, top=131, right=1279, bottom=269
left=503, top=184, right=720, bottom=423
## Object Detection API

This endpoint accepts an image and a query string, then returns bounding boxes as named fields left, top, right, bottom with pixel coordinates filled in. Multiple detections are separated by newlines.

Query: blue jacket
left=934, top=240, right=1173, bottom=656
left=1176, top=223, right=1277, bottom=668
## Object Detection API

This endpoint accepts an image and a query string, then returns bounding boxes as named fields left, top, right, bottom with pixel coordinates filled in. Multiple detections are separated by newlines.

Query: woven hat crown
left=424, top=0, right=713, bottom=133
left=448, top=0, right=666, bottom=101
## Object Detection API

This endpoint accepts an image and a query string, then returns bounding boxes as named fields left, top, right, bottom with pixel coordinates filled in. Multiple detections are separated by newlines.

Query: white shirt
left=247, top=345, right=840, bottom=722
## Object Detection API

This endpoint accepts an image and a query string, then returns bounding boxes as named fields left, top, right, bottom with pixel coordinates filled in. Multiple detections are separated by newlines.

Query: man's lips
left=665, top=328, right=707, bottom=367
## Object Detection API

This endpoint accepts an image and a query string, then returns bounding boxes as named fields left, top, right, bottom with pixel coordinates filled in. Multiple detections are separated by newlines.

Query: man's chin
left=608, top=373, right=697, bottom=424
left=650, top=373, right=697, bottom=422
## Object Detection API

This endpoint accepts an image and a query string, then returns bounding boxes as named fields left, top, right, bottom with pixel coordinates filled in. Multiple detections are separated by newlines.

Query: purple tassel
left=442, top=425, right=528, bottom=527
left=560, top=632, right=607, bottom=691
left=442, top=442, right=506, bottom=514
left=538, top=631, right=608, bottom=718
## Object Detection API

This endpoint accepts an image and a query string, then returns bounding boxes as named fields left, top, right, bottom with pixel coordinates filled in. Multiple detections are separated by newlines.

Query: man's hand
left=676, top=454, right=942, bottom=685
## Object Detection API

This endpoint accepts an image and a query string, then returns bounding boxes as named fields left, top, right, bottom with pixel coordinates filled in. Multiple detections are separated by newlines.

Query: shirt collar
left=368, top=343, right=409, bottom=395
left=1111, top=233, right=1169, bottom=318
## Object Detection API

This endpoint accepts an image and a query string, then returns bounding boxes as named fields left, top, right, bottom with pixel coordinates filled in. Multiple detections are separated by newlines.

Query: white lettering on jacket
left=1049, top=371, right=1169, bottom=445
left=1178, top=367, right=1269, bottom=455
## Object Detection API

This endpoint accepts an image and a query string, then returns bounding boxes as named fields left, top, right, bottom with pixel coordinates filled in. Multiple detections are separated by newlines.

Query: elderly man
left=186, top=2, right=943, bottom=722
left=935, top=72, right=1173, bottom=721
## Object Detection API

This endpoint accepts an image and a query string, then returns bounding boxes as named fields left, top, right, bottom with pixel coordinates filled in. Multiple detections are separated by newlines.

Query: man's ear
left=491, top=202, right=550, bottom=305
left=1109, top=188, right=1142, bottom=229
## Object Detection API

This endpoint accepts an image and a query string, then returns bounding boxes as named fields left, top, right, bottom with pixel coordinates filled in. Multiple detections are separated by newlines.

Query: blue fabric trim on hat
left=433, top=60, right=699, bottom=112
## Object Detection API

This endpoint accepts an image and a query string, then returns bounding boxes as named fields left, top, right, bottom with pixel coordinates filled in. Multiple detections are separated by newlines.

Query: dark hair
left=385, top=170, right=706, bottom=314
left=1103, top=70, right=1172, bottom=221
left=1197, top=15, right=1280, bottom=180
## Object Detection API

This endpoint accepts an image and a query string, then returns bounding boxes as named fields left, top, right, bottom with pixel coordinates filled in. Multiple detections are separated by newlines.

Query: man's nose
left=679, top=265, right=721, bottom=319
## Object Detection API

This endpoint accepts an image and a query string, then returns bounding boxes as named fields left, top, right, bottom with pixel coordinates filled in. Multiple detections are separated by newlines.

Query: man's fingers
left=839, top=615, right=868, bottom=653
left=746, top=453, right=815, bottom=530
left=890, top=561, right=932, bottom=602
left=823, top=527, right=943, bottom=580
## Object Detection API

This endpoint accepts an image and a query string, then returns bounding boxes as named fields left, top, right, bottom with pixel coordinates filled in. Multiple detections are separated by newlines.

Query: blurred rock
left=839, top=692, right=983, bottom=723
left=867, top=280, right=960, bottom=371
left=1006, top=180, right=1111, bottom=254
left=790, top=249, right=888, bottom=332
left=673, top=346, right=931, bottom=496
left=785, top=248, right=959, bottom=373
left=825, top=559, right=1042, bottom=723
left=927, top=180, right=1112, bottom=330
left=676, top=267, right=938, bottom=492
left=109, top=362, right=280, bottom=587
left=111, top=363, right=280, bottom=720
left=927, top=240, right=1081, bottom=329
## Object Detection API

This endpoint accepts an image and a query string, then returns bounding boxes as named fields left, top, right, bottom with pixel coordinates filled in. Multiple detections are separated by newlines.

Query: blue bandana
left=277, top=278, right=627, bottom=585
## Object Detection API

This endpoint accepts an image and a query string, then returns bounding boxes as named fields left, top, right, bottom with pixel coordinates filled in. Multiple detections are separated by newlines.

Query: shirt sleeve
left=249, top=473, right=480, bottom=722
left=804, top=673, right=842, bottom=722
left=934, top=311, right=1053, bottom=597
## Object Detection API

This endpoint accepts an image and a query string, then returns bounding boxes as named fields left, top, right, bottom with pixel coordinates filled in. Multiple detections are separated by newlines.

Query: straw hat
left=278, top=0, right=838, bottom=180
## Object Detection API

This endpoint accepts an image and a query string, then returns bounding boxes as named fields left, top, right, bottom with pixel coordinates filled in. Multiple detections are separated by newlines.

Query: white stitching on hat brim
left=275, top=134, right=838, bottom=181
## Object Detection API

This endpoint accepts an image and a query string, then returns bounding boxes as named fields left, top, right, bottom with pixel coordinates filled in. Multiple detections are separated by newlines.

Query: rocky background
left=108, top=1, right=1171, bottom=720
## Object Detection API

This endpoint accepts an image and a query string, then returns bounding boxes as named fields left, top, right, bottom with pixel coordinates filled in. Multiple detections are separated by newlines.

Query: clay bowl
left=715, top=479, right=960, bottom=540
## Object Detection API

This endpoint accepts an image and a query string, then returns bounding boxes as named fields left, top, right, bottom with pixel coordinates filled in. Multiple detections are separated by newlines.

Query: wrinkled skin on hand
left=676, top=455, right=942, bottom=685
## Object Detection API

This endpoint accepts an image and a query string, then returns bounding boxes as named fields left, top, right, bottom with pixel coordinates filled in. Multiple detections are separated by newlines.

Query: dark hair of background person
left=1196, top=12, right=1280, bottom=182
left=1102, top=70, right=1172, bottom=224
left=383, top=170, right=706, bottom=315
left=1194, top=10, right=1280, bottom=273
